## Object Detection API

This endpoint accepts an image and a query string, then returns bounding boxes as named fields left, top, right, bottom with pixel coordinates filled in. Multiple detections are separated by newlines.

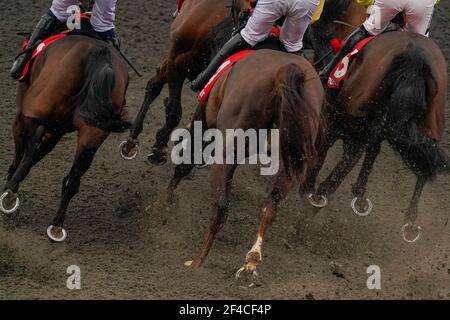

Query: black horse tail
left=384, top=43, right=450, bottom=177
left=276, top=63, right=321, bottom=180
left=75, top=45, right=130, bottom=133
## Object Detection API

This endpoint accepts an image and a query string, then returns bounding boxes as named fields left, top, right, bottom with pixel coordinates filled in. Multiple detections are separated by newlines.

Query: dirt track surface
left=0, top=0, right=449, bottom=299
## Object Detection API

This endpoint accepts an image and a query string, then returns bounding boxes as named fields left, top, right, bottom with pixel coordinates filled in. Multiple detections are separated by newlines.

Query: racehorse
left=119, top=0, right=253, bottom=164
left=163, top=49, right=324, bottom=281
left=303, top=29, right=449, bottom=242
left=0, top=34, right=130, bottom=242
left=306, top=0, right=367, bottom=69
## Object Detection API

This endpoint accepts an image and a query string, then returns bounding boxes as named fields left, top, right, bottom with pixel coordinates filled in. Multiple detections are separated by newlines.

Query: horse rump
left=384, top=43, right=450, bottom=177
left=275, top=63, right=321, bottom=180
left=74, top=45, right=130, bottom=133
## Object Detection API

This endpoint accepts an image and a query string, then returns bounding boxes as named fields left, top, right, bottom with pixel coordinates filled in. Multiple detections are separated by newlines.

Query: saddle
left=198, top=27, right=285, bottom=102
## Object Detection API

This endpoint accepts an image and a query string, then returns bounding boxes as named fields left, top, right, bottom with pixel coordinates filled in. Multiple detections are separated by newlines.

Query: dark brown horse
left=0, top=35, right=129, bottom=242
left=306, top=0, right=367, bottom=69
left=304, top=31, right=449, bottom=243
left=119, top=0, right=253, bottom=164
left=164, top=49, right=324, bottom=280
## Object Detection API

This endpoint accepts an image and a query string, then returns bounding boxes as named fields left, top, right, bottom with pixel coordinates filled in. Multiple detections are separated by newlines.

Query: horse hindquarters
left=382, top=42, right=449, bottom=241
left=383, top=43, right=450, bottom=177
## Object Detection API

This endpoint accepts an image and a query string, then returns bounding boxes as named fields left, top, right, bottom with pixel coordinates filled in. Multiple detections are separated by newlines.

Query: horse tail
left=384, top=42, right=450, bottom=177
left=275, top=63, right=321, bottom=180
left=75, top=45, right=130, bottom=133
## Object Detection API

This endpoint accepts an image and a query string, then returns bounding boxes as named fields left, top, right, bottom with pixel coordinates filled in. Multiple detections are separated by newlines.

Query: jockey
left=320, top=0, right=439, bottom=78
left=190, top=0, right=321, bottom=92
left=10, top=0, right=120, bottom=80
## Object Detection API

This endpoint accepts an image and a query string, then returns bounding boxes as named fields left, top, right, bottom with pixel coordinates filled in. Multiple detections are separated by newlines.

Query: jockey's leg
left=49, top=0, right=79, bottom=21
left=191, top=0, right=282, bottom=92
left=190, top=32, right=250, bottom=92
left=319, top=0, right=398, bottom=78
left=405, top=0, right=436, bottom=36
left=8, top=0, right=73, bottom=79
left=279, top=0, right=319, bottom=53
left=91, top=0, right=120, bottom=48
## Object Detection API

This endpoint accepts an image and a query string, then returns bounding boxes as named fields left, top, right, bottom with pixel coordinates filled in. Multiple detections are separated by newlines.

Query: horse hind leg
left=401, top=176, right=427, bottom=243
left=6, top=116, right=26, bottom=182
left=148, top=60, right=186, bottom=165
left=185, top=163, right=238, bottom=268
left=119, top=61, right=167, bottom=160
left=350, top=139, right=382, bottom=217
left=308, top=138, right=364, bottom=212
left=236, top=167, right=293, bottom=287
left=302, top=128, right=337, bottom=209
left=1, top=117, right=46, bottom=215
left=153, top=103, right=208, bottom=209
left=46, top=125, right=107, bottom=243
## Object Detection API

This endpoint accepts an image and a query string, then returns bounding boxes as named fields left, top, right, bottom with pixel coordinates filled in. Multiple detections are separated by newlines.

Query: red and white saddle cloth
left=17, top=14, right=92, bottom=81
left=198, top=26, right=281, bottom=102
left=176, top=0, right=186, bottom=13
left=198, top=49, right=254, bottom=103
left=18, top=34, right=67, bottom=81
left=327, top=36, right=375, bottom=89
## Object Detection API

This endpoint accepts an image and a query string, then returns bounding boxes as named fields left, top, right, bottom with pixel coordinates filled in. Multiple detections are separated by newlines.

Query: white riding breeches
left=50, top=0, right=117, bottom=33
left=363, top=0, right=436, bottom=36
left=241, top=0, right=320, bottom=52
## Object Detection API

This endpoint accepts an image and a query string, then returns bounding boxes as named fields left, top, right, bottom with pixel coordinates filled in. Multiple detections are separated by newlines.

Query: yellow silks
left=311, top=0, right=325, bottom=24
left=356, top=0, right=373, bottom=8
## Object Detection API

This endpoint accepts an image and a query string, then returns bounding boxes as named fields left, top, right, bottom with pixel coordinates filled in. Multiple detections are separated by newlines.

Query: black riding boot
left=10, top=13, right=59, bottom=79
left=319, top=26, right=371, bottom=79
left=191, top=33, right=250, bottom=92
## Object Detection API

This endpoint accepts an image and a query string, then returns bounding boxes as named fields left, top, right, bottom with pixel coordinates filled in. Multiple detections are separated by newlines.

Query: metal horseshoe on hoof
left=351, top=197, right=373, bottom=217
left=0, top=191, right=20, bottom=215
left=119, top=140, right=139, bottom=160
left=307, top=193, right=328, bottom=208
left=401, top=223, right=422, bottom=243
left=46, top=225, right=68, bottom=243
left=235, top=267, right=258, bottom=288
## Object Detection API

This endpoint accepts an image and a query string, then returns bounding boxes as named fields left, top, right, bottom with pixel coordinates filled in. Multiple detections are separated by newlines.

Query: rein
left=333, top=20, right=359, bottom=29
left=312, top=21, right=360, bottom=67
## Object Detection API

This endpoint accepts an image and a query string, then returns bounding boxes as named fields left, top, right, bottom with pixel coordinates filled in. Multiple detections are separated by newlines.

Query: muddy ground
left=0, top=0, right=449, bottom=299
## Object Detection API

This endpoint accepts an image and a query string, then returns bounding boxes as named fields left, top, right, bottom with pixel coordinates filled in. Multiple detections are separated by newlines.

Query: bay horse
left=303, top=31, right=449, bottom=243
left=164, top=49, right=324, bottom=281
left=306, top=0, right=367, bottom=69
left=0, top=35, right=130, bottom=242
left=119, top=0, right=253, bottom=164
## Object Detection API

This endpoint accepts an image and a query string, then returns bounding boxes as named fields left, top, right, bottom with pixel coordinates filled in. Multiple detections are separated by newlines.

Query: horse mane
left=318, top=0, right=352, bottom=25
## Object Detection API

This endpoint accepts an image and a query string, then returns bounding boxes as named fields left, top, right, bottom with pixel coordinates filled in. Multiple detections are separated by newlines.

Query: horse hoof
left=235, top=265, right=259, bottom=288
left=184, top=260, right=193, bottom=267
left=351, top=197, right=373, bottom=217
left=401, top=223, right=422, bottom=243
left=46, top=225, right=67, bottom=243
left=307, top=193, right=328, bottom=208
left=0, top=190, right=20, bottom=215
left=147, top=151, right=167, bottom=166
left=119, top=140, right=139, bottom=160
